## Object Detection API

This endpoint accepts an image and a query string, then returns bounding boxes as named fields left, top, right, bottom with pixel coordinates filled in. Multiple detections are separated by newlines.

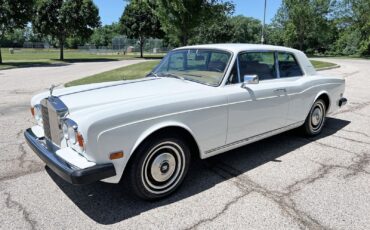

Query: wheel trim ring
left=311, top=101, right=325, bottom=132
left=144, top=145, right=181, bottom=190
left=141, top=141, right=186, bottom=194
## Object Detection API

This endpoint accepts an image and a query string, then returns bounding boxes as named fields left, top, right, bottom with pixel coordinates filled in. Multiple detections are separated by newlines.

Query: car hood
left=38, top=77, right=209, bottom=113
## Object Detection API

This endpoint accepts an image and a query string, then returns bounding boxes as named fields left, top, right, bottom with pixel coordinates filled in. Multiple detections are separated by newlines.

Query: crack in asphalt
left=190, top=162, right=330, bottom=230
left=0, top=170, right=44, bottom=183
left=332, top=134, right=370, bottom=145
left=184, top=191, right=248, bottom=230
left=352, top=111, right=370, bottom=118
left=4, top=192, right=38, bottom=230
left=331, top=128, right=370, bottom=138
left=0, top=142, right=44, bottom=182
left=342, top=153, right=370, bottom=178
left=187, top=125, right=370, bottom=229
left=332, top=101, right=370, bottom=115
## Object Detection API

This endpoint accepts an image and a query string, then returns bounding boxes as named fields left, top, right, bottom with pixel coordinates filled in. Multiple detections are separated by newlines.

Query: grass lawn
left=65, top=59, right=337, bottom=87
left=0, top=48, right=164, bottom=70
left=65, top=60, right=160, bottom=87
left=310, top=60, right=337, bottom=69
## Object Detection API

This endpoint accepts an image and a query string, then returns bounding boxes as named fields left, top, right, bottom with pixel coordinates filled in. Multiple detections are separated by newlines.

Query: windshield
left=152, top=49, right=232, bottom=86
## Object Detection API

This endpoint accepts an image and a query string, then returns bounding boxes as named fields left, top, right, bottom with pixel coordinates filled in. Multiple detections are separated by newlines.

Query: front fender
left=130, top=121, right=201, bottom=156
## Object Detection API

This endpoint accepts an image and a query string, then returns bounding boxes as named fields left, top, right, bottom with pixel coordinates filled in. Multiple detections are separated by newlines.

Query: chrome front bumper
left=24, top=128, right=116, bottom=185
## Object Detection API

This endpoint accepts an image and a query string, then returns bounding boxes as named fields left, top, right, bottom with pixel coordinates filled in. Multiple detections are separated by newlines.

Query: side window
left=168, top=52, right=185, bottom=71
left=239, top=52, right=277, bottom=81
left=278, top=52, right=303, bottom=77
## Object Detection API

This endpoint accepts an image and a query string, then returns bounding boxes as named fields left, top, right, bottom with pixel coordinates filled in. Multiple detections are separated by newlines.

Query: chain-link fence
left=23, top=42, right=51, bottom=49
left=78, top=36, right=171, bottom=54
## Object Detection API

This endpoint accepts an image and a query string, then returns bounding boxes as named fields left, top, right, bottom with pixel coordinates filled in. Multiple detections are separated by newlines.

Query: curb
left=316, top=65, right=341, bottom=71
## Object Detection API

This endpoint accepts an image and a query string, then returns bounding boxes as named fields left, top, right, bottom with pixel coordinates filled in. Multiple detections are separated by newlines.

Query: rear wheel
left=302, top=99, right=326, bottom=136
left=126, top=135, right=190, bottom=200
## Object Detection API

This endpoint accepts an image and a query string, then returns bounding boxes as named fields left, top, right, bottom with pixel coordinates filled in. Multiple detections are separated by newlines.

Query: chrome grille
left=40, top=97, right=68, bottom=146
left=41, top=104, right=52, bottom=140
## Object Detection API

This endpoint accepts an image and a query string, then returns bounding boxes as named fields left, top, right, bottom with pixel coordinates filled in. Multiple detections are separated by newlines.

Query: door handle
left=274, top=88, right=287, bottom=93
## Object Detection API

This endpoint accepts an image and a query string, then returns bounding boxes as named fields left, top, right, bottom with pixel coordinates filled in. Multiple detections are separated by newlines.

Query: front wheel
left=126, top=135, right=190, bottom=200
left=302, top=99, right=327, bottom=136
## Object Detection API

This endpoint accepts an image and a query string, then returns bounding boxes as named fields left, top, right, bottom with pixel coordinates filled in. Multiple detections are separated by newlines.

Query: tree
left=230, top=16, right=261, bottom=43
left=0, top=0, right=34, bottom=64
left=332, top=0, right=370, bottom=55
left=90, top=23, right=121, bottom=47
left=191, top=2, right=234, bottom=44
left=120, top=0, right=163, bottom=58
left=271, top=0, right=335, bottom=53
left=33, top=0, right=100, bottom=60
left=156, top=0, right=234, bottom=46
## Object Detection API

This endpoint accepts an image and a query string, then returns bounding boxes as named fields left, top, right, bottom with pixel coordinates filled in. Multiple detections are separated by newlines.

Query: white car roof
left=174, top=43, right=301, bottom=54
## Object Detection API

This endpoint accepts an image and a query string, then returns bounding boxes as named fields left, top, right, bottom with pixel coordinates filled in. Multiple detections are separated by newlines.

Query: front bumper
left=24, top=128, right=116, bottom=185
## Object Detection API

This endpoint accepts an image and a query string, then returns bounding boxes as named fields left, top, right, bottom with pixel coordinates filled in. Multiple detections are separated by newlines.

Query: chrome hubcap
left=310, top=101, right=325, bottom=132
left=311, top=107, right=322, bottom=126
left=141, top=141, right=186, bottom=194
left=150, top=152, right=176, bottom=182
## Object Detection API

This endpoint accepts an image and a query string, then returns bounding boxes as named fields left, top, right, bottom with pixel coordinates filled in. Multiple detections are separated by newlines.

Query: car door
left=275, top=51, right=308, bottom=124
left=225, top=51, right=290, bottom=144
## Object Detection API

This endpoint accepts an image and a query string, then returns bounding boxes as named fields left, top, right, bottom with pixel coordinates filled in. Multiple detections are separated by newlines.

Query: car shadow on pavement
left=47, top=117, right=350, bottom=225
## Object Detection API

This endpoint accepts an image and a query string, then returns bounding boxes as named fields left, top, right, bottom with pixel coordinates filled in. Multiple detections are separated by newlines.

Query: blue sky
left=93, top=0, right=282, bottom=25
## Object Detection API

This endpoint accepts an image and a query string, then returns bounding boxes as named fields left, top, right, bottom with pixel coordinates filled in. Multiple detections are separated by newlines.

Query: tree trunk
left=59, top=38, right=64, bottom=61
left=0, top=43, right=2, bottom=64
left=140, top=38, right=144, bottom=58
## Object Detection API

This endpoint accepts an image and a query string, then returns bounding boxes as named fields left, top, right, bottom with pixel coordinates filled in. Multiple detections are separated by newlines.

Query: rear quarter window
left=278, top=52, right=303, bottom=78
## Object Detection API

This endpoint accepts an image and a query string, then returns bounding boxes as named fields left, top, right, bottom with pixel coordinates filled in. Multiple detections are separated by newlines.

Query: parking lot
left=0, top=58, right=369, bottom=229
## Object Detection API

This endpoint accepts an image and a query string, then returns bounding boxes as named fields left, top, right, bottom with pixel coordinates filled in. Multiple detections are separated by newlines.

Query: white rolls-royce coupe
left=25, top=44, right=347, bottom=199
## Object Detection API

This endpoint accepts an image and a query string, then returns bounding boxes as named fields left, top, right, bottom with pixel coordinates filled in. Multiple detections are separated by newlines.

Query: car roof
left=174, top=43, right=301, bottom=54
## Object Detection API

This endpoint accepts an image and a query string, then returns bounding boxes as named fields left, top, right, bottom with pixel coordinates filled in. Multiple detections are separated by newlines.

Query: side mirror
left=241, top=75, right=259, bottom=89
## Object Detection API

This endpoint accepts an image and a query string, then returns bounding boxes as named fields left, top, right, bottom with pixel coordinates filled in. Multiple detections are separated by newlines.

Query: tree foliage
left=120, top=0, right=163, bottom=57
left=230, top=16, right=261, bottom=43
left=90, top=23, right=121, bottom=47
left=0, top=0, right=34, bottom=63
left=269, top=0, right=335, bottom=53
left=156, top=0, right=234, bottom=46
left=331, top=0, right=370, bottom=55
left=33, top=0, right=100, bottom=60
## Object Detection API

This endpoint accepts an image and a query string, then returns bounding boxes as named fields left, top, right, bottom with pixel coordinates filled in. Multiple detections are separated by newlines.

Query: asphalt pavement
left=0, top=58, right=369, bottom=229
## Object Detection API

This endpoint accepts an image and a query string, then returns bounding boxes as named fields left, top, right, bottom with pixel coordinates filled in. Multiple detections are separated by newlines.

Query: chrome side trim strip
left=205, top=121, right=304, bottom=154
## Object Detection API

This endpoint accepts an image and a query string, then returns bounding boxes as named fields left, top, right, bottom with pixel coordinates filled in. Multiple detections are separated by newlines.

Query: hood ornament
left=49, top=84, right=60, bottom=97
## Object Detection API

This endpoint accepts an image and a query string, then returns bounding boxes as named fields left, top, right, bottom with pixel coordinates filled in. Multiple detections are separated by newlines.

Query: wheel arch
left=313, top=91, right=331, bottom=112
left=130, top=122, right=202, bottom=161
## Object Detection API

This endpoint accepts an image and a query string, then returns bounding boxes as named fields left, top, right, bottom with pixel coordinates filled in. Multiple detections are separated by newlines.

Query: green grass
left=65, top=60, right=160, bottom=87
left=0, top=48, right=164, bottom=70
left=310, top=60, right=337, bottom=69
left=66, top=59, right=338, bottom=87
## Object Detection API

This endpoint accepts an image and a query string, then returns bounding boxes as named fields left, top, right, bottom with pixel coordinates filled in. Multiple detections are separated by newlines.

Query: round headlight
left=62, top=123, right=69, bottom=139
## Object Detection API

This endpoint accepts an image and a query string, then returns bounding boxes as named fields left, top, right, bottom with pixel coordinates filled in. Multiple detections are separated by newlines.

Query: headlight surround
left=62, top=118, right=78, bottom=145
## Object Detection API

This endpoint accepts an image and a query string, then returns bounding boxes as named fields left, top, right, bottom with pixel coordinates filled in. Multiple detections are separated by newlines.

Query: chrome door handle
left=274, top=88, right=287, bottom=93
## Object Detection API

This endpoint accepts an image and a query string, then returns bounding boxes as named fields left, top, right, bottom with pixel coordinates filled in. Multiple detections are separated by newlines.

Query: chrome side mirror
left=241, top=75, right=259, bottom=89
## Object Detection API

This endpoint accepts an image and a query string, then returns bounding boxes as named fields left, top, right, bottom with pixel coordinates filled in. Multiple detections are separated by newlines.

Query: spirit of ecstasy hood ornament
left=49, top=84, right=58, bottom=96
